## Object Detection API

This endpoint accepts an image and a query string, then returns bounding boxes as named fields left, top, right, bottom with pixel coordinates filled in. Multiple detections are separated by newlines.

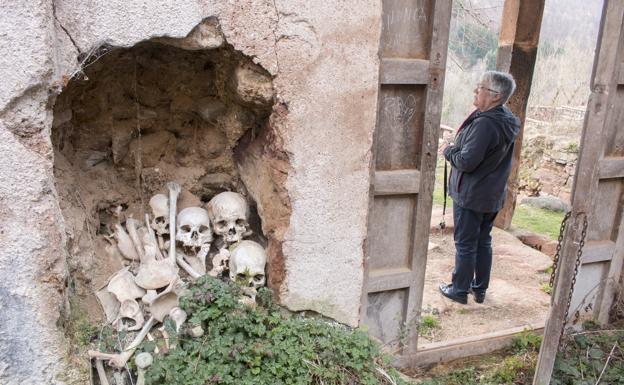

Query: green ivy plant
left=143, top=276, right=407, bottom=385
left=551, top=327, right=624, bottom=385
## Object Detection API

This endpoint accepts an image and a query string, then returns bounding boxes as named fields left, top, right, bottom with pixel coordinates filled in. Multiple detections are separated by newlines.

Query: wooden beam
left=373, top=169, right=421, bottom=195
left=598, top=157, right=624, bottom=179
left=367, top=268, right=412, bottom=293
left=582, top=240, right=615, bottom=264
left=379, top=59, right=430, bottom=85
left=396, top=323, right=545, bottom=368
left=494, top=0, right=546, bottom=230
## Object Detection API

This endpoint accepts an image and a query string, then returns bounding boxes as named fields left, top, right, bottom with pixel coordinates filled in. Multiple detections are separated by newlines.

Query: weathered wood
left=361, top=0, right=452, bottom=359
left=494, top=0, right=546, bottom=230
left=581, top=240, right=616, bottom=264
left=590, top=180, right=622, bottom=240
left=597, top=207, right=624, bottom=324
left=367, top=268, right=412, bottom=293
left=374, top=169, right=421, bottom=195
left=397, top=323, right=545, bottom=368
left=380, top=58, right=430, bottom=84
left=533, top=2, right=624, bottom=384
left=598, top=157, right=624, bottom=179
left=402, top=0, right=452, bottom=357
left=379, top=0, right=434, bottom=59
left=375, top=85, right=426, bottom=170
left=618, top=62, right=624, bottom=84
left=368, top=195, right=416, bottom=272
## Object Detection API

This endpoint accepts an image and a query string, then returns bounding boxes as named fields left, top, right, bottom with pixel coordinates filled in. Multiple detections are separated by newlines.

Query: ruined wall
left=0, top=1, right=381, bottom=384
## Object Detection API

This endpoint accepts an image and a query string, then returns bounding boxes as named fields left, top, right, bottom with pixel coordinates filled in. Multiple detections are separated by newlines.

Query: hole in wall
left=52, top=26, right=275, bottom=322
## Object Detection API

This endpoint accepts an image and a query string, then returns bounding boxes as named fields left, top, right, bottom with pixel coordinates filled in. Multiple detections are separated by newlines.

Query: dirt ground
left=419, top=206, right=552, bottom=346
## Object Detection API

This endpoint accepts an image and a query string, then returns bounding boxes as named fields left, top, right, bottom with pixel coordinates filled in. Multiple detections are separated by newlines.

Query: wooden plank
left=380, top=0, right=434, bottom=59
left=379, top=59, right=430, bottom=84
left=368, top=195, right=416, bottom=272
left=365, top=289, right=408, bottom=349
left=604, top=86, right=624, bottom=155
left=367, top=268, right=412, bottom=293
left=589, top=180, right=622, bottom=240
left=582, top=240, right=616, bottom=264
left=402, top=0, right=452, bottom=357
left=374, top=169, right=421, bottom=195
left=396, top=323, right=545, bottom=368
left=618, top=62, right=624, bottom=84
left=376, top=85, right=426, bottom=170
left=533, top=2, right=624, bottom=384
left=598, top=157, right=624, bottom=179
left=597, top=206, right=624, bottom=324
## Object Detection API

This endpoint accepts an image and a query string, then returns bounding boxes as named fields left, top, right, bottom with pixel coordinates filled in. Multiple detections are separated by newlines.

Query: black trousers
left=451, top=201, right=498, bottom=295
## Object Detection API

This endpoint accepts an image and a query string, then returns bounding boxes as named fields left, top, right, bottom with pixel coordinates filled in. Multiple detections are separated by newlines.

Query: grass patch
left=418, top=314, right=441, bottom=340
left=511, top=204, right=565, bottom=240
left=540, top=282, right=553, bottom=295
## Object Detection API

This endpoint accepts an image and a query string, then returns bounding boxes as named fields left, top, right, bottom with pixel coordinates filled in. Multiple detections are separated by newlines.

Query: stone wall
left=0, top=1, right=381, bottom=384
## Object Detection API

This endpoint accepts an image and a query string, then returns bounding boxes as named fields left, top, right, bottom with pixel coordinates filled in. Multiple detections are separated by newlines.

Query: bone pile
left=90, top=182, right=267, bottom=380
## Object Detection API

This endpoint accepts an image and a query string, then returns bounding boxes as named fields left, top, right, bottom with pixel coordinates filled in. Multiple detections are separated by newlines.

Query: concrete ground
left=419, top=206, right=552, bottom=346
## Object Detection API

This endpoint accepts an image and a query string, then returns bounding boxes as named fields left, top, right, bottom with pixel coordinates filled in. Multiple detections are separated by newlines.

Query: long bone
left=198, top=244, right=210, bottom=272
left=113, top=224, right=139, bottom=261
left=125, top=218, right=145, bottom=261
left=167, top=182, right=181, bottom=267
left=94, top=359, right=111, bottom=385
left=88, top=316, right=156, bottom=368
left=176, top=255, right=202, bottom=279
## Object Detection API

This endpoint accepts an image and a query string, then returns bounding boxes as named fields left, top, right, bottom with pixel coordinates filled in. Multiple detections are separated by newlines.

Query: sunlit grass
left=511, top=204, right=565, bottom=240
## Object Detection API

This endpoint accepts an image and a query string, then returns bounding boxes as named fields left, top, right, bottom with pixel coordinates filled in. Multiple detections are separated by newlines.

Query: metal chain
left=558, top=213, right=589, bottom=351
left=549, top=211, right=571, bottom=287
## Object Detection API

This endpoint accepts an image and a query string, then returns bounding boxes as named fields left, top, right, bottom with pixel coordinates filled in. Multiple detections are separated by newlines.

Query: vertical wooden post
left=493, top=0, right=545, bottom=229
left=533, top=1, right=624, bottom=383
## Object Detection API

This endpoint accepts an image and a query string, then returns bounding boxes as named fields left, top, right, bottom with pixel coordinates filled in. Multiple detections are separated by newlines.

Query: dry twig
left=594, top=342, right=619, bottom=385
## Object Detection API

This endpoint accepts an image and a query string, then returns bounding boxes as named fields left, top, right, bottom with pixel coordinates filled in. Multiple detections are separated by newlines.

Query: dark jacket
left=443, top=105, right=520, bottom=213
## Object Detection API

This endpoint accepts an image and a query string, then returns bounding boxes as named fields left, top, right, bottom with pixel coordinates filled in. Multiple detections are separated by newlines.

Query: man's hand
left=438, top=130, right=453, bottom=155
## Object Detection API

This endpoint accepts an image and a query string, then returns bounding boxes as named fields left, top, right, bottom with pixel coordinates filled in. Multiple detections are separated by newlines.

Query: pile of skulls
left=89, top=182, right=267, bottom=383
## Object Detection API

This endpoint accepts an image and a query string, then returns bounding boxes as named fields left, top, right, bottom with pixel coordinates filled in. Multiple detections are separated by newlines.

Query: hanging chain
left=549, top=211, right=571, bottom=287
left=558, top=213, right=589, bottom=351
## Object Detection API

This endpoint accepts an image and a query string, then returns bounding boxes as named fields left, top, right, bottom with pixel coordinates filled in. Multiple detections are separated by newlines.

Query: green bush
left=144, top=276, right=407, bottom=385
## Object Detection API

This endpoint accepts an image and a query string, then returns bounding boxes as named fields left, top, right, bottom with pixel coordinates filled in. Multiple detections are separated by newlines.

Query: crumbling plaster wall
left=0, top=1, right=381, bottom=383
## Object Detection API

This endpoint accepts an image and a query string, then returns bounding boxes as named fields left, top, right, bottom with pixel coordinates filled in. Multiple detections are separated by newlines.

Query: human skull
left=207, top=192, right=249, bottom=245
left=228, top=240, right=266, bottom=288
left=149, top=194, right=169, bottom=236
left=176, top=207, right=213, bottom=249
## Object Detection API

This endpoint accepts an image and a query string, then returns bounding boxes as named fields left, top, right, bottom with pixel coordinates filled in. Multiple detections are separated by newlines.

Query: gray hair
left=480, top=71, right=516, bottom=105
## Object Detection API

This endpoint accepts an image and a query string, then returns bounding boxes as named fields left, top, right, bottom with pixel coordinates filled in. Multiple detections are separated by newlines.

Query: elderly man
left=438, top=71, right=520, bottom=304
